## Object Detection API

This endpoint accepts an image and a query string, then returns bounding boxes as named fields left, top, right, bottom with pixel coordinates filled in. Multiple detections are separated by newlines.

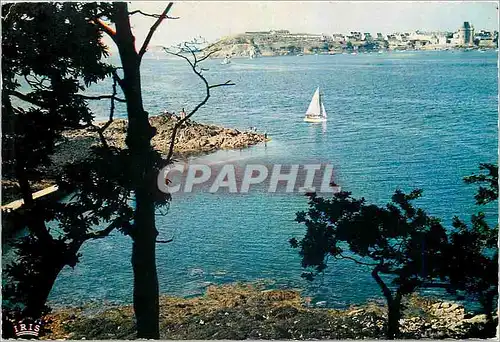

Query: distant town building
left=400, top=33, right=411, bottom=42
left=320, top=33, right=330, bottom=42
left=437, top=35, right=448, bottom=45
left=363, top=33, right=373, bottom=41
left=349, top=31, right=362, bottom=41
left=475, top=30, right=495, bottom=47
left=270, top=30, right=290, bottom=35
left=245, top=31, right=272, bottom=35
left=331, top=33, right=345, bottom=43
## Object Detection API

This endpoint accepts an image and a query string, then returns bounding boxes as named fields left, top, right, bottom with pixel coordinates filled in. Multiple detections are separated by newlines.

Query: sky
left=115, top=1, right=498, bottom=48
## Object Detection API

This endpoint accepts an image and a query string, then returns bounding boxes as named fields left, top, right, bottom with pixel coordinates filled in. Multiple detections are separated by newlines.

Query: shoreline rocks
left=54, top=113, right=269, bottom=168
left=40, top=284, right=496, bottom=340
left=400, top=300, right=496, bottom=339
left=54, top=113, right=268, bottom=164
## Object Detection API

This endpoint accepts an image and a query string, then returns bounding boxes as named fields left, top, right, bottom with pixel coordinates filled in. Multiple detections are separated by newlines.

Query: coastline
left=200, top=30, right=498, bottom=59
left=41, top=282, right=494, bottom=340
left=205, top=46, right=497, bottom=59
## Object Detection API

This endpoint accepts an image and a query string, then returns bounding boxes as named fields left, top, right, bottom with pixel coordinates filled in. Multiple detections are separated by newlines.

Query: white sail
left=304, top=87, right=327, bottom=123
left=305, top=87, right=321, bottom=117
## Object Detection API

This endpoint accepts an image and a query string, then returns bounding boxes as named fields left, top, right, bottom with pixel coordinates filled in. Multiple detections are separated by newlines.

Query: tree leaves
left=292, top=188, right=447, bottom=294
left=291, top=163, right=499, bottom=321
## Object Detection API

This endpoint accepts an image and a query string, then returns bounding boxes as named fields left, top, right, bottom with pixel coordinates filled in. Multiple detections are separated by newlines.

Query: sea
left=42, top=50, right=498, bottom=308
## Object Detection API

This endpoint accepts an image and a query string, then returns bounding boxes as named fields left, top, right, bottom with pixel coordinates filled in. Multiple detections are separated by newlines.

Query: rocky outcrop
left=203, top=31, right=332, bottom=58
left=51, top=113, right=269, bottom=172
left=148, top=114, right=268, bottom=156
left=400, top=300, right=496, bottom=339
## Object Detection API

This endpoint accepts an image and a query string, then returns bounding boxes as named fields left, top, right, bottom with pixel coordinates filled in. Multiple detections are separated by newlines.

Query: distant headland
left=194, top=22, right=498, bottom=58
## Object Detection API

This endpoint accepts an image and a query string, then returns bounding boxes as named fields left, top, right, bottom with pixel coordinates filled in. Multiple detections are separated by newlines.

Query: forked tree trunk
left=371, top=267, right=402, bottom=339
left=23, top=255, right=66, bottom=319
left=113, top=3, right=160, bottom=338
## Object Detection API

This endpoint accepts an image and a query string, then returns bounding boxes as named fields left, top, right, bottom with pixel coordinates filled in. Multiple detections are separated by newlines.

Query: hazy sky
left=120, top=1, right=498, bottom=48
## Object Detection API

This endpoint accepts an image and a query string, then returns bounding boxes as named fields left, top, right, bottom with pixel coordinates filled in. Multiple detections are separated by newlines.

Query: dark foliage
left=291, top=163, right=499, bottom=339
left=1, top=3, right=143, bottom=330
left=2, top=2, right=114, bottom=179
left=3, top=2, right=221, bottom=339
left=291, top=189, right=449, bottom=338
left=443, top=164, right=498, bottom=324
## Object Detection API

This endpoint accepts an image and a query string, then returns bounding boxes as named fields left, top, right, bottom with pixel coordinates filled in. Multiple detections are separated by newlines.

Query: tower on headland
left=458, top=21, right=475, bottom=46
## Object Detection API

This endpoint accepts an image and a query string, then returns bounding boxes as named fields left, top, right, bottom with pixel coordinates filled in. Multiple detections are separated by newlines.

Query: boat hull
left=304, top=117, right=327, bottom=123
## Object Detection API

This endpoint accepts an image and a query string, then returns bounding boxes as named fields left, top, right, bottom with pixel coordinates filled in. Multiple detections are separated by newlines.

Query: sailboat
left=303, top=87, right=327, bottom=123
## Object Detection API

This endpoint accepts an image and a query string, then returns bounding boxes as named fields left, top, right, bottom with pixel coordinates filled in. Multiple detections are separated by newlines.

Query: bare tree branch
left=129, top=9, right=179, bottom=20
left=183, top=42, right=198, bottom=64
left=74, top=187, right=132, bottom=244
left=24, top=74, right=50, bottom=90
left=89, top=73, right=119, bottom=148
left=197, top=43, right=221, bottom=63
left=77, top=94, right=126, bottom=102
left=111, top=68, right=124, bottom=89
left=7, top=90, right=45, bottom=107
left=334, top=253, right=380, bottom=266
left=83, top=216, right=120, bottom=240
left=93, top=18, right=117, bottom=43
left=209, top=80, right=234, bottom=89
left=138, top=2, right=174, bottom=60
left=102, top=75, right=118, bottom=133
left=162, top=45, right=235, bottom=163
left=9, top=89, right=125, bottom=108
left=163, top=47, right=194, bottom=69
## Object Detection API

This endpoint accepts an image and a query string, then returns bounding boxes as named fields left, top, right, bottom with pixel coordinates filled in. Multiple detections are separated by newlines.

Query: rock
left=46, top=113, right=269, bottom=179
left=412, top=301, right=495, bottom=339
left=347, top=309, right=364, bottom=316
left=441, top=302, right=452, bottom=309
left=315, top=301, right=327, bottom=308
left=462, top=314, right=488, bottom=325
left=429, top=301, right=464, bottom=321
left=431, top=302, right=442, bottom=309
left=271, top=306, right=299, bottom=319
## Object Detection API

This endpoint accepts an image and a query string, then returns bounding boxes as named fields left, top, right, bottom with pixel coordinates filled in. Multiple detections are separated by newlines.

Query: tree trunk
left=113, top=3, right=160, bottom=338
left=23, top=257, right=66, bottom=319
left=131, top=189, right=159, bottom=338
left=371, top=267, right=401, bottom=339
left=480, top=289, right=497, bottom=333
left=387, top=293, right=402, bottom=339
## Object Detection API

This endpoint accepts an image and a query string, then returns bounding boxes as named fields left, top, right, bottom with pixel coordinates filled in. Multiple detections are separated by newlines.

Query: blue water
left=47, top=51, right=498, bottom=308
